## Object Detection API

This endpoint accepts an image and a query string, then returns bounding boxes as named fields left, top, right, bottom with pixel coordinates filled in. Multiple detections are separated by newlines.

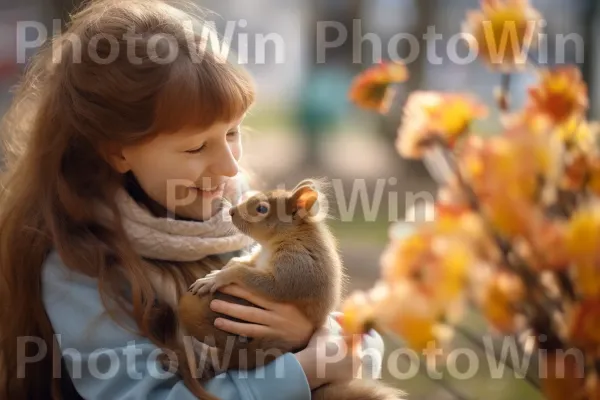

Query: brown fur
left=178, top=179, right=400, bottom=399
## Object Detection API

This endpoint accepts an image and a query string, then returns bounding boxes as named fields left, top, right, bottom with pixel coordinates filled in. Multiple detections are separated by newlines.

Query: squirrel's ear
left=290, top=186, right=318, bottom=217
left=292, top=179, right=316, bottom=192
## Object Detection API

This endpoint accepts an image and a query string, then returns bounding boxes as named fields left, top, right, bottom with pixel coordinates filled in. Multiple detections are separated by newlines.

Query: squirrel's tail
left=311, top=380, right=404, bottom=400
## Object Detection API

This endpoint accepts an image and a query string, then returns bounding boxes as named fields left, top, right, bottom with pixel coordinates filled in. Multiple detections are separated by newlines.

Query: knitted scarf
left=113, top=179, right=255, bottom=262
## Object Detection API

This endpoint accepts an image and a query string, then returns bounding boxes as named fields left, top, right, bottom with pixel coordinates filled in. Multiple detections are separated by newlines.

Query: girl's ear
left=101, top=142, right=131, bottom=173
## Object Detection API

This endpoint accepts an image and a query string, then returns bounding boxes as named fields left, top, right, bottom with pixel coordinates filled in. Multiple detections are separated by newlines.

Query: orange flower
left=528, top=67, right=589, bottom=125
left=428, top=238, right=472, bottom=305
left=565, top=205, right=600, bottom=297
left=540, top=352, right=586, bottom=400
left=396, top=92, right=487, bottom=159
left=338, top=290, right=376, bottom=340
left=556, top=117, right=598, bottom=148
left=562, top=151, right=590, bottom=191
left=458, top=135, right=487, bottom=189
left=465, top=135, right=554, bottom=238
left=381, top=232, right=430, bottom=283
left=465, top=129, right=563, bottom=240
left=462, top=0, right=542, bottom=71
left=348, top=62, right=408, bottom=113
left=381, top=225, right=473, bottom=311
left=524, top=219, right=570, bottom=271
left=586, top=373, right=600, bottom=400
left=588, top=158, right=600, bottom=196
left=483, top=197, right=535, bottom=239
left=339, top=281, right=439, bottom=351
left=566, top=298, right=600, bottom=350
left=379, top=282, right=438, bottom=351
left=437, top=203, right=499, bottom=262
left=481, top=272, right=523, bottom=333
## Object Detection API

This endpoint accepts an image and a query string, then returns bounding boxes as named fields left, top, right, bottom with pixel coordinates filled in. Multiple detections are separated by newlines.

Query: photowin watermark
left=13, top=18, right=585, bottom=67
left=15, top=333, right=382, bottom=381
left=15, top=333, right=585, bottom=383
left=388, top=334, right=585, bottom=382
left=163, top=177, right=436, bottom=225
left=16, top=18, right=285, bottom=66
left=317, top=18, right=584, bottom=65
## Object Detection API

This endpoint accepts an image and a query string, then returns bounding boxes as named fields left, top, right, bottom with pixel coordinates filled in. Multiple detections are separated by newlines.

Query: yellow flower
left=458, top=135, right=487, bottom=188
left=463, top=0, right=542, bottom=71
left=481, top=272, right=523, bottom=333
left=528, top=67, right=589, bottom=125
left=436, top=203, right=499, bottom=261
left=463, top=133, right=558, bottom=238
left=338, top=290, right=376, bottom=339
left=396, top=91, right=488, bottom=159
left=339, top=281, right=439, bottom=351
left=565, top=205, right=600, bottom=262
left=565, top=205, right=600, bottom=297
left=557, top=117, right=596, bottom=145
left=348, top=62, right=409, bottom=113
left=382, top=220, right=473, bottom=309
left=430, top=238, right=472, bottom=305
left=381, top=282, right=438, bottom=351
left=464, top=131, right=550, bottom=199
left=467, top=137, right=538, bottom=236
left=381, top=232, right=429, bottom=283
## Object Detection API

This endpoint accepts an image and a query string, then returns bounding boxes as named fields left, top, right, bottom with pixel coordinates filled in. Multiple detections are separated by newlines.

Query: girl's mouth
left=188, top=183, right=225, bottom=198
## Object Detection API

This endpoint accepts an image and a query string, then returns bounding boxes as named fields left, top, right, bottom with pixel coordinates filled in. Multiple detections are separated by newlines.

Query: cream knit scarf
left=113, top=182, right=255, bottom=262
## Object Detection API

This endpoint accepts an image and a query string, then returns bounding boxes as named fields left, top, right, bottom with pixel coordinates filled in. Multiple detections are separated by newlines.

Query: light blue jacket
left=42, top=250, right=384, bottom=400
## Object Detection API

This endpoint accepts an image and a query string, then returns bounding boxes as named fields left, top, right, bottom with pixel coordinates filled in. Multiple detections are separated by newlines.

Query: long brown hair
left=0, top=0, right=255, bottom=398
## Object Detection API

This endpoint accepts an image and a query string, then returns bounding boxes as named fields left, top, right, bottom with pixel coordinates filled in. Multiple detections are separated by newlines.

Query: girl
left=0, top=0, right=385, bottom=399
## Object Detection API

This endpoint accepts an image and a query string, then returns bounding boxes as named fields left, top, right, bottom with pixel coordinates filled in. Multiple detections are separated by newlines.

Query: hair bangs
left=152, top=54, right=255, bottom=134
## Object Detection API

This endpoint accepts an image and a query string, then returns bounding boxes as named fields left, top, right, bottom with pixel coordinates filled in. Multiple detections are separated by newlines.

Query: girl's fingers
left=210, top=299, right=274, bottom=325
left=218, top=284, right=274, bottom=310
left=214, top=317, right=273, bottom=338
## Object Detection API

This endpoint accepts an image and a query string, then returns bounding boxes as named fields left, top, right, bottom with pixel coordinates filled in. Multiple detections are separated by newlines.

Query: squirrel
left=177, top=178, right=402, bottom=400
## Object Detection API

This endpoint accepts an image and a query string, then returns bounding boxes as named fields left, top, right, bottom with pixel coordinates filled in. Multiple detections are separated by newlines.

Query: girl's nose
left=212, top=145, right=239, bottom=178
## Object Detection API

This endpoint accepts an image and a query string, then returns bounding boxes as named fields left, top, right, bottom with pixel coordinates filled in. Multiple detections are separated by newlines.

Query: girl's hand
left=209, top=284, right=314, bottom=350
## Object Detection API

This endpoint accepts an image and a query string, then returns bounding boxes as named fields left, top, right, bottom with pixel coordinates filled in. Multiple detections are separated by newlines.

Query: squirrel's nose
left=229, top=208, right=235, bottom=216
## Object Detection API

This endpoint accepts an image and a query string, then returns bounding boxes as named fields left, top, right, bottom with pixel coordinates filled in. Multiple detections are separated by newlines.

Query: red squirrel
left=177, top=178, right=402, bottom=399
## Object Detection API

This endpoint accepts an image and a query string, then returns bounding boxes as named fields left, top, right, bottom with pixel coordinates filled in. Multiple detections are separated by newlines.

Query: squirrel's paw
left=188, top=274, right=217, bottom=296
left=188, top=269, right=233, bottom=295
left=205, top=269, right=221, bottom=278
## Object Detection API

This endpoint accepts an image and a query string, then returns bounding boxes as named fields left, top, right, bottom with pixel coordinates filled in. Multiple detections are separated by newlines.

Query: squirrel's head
left=228, top=178, right=328, bottom=242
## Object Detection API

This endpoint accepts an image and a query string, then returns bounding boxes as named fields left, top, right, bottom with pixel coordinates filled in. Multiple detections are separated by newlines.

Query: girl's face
left=114, top=116, right=244, bottom=221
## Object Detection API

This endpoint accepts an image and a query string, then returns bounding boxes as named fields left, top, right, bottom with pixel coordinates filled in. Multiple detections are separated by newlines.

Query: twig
left=497, top=73, right=512, bottom=113
left=556, top=270, right=577, bottom=301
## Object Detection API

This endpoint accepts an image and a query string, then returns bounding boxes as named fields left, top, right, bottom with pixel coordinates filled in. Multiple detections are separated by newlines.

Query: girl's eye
left=227, top=130, right=240, bottom=139
left=186, top=145, right=205, bottom=154
left=256, top=203, right=269, bottom=214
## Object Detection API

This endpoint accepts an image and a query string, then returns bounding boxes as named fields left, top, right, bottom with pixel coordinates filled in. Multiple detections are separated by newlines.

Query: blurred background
left=1, top=0, right=598, bottom=398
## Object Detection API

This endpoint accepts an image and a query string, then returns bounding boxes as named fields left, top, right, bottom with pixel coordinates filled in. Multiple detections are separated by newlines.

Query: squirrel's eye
left=256, top=204, right=269, bottom=214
